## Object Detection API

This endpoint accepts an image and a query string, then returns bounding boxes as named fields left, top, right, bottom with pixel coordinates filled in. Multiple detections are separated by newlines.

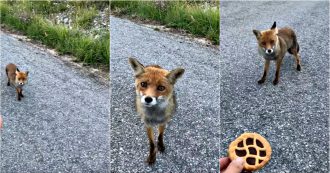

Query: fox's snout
left=140, top=93, right=165, bottom=107
left=141, top=95, right=157, bottom=107
left=144, top=96, right=153, bottom=104
left=264, top=46, right=275, bottom=55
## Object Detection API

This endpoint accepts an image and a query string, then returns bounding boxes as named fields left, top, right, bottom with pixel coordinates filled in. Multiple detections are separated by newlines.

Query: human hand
left=0, top=115, right=3, bottom=128
left=220, top=157, right=251, bottom=173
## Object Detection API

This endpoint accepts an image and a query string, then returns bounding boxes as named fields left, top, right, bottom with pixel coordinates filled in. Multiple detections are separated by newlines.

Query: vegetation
left=0, top=1, right=109, bottom=67
left=111, top=0, right=219, bottom=45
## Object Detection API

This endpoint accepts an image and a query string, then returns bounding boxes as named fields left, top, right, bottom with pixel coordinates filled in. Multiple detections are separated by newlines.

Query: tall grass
left=74, top=6, right=98, bottom=29
left=0, top=1, right=109, bottom=66
left=111, top=1, right=219, bottom=44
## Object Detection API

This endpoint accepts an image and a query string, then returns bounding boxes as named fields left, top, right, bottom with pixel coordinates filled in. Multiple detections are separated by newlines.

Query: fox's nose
left=145, top=97, right=153, bottom=103
left=19, top=83, right=24, bottom=85
left=266, top=49, right=273, bottom=54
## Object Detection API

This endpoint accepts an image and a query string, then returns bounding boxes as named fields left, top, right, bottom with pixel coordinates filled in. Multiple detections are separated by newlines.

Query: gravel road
left=220, top=1, right=329, bottom=173
left=110, top=16, right=220, bottom=172
left=0, top=32, right=110, bottom=172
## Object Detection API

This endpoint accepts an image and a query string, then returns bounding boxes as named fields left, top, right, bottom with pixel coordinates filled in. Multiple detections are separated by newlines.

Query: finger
left=223, top=157, right=244, bottom=173
left=0, top=116, right=2, bottom=128
left=220, top=157, right=231, bottom=171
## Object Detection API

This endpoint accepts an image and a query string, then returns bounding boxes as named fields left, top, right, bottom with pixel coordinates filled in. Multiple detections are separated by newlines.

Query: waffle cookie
left=228, top=133, right=272, bottom=171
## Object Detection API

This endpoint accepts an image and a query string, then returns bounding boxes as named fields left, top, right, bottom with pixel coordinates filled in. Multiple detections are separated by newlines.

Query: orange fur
left=253, top=22, right=301, bottom=85
left=129, top=58, right=184, bottom=165
left=257, top=30, right=278, bottom=50
left=135, top=66, right=173, bottom=98
left=6, top=63, right=29, bottom=101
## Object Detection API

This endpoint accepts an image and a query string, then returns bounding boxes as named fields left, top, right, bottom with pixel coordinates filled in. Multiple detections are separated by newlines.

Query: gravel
left=220, top=1, right=329, bottom=173
left=110, top=16, right=220, bottom=172
left=0, top=32, right=110, bottom=172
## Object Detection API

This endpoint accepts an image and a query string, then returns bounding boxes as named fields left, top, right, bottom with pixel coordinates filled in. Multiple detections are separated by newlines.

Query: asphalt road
left=110, top=16, right=220, bottom=172
left=0, top=32, right=110, bottom=172
left=220, top=1, right=329, bottom=173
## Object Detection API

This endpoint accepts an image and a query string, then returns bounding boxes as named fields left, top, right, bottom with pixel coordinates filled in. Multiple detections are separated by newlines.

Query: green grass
left=0, top=1, right=109, bottom=67
left=73, top=6, right=98, bottom=29
left=111, top=1, right=219, bottom=44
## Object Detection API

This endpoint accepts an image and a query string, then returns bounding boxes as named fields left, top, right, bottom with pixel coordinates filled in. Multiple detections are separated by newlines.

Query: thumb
left=0, top=116, right=2, bottom=128
left=223, top=157, right=244, bottom=173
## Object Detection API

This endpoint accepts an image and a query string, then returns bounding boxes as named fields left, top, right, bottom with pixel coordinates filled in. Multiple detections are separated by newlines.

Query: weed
left=0, top=1, right=109, bottom=66
left=111, top=0, right=219, bottom=44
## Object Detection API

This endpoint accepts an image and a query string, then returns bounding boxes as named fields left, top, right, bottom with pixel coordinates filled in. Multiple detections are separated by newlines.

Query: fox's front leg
left=157, top=125, right=166, bottom=153
left=16, top=88, right=22, bottom=101
left=20, top=89, right=24, bottom=97
left=146, top=126, right=156, bottom=165
left=273, top=58, right=283, bottom=85
left=258, top=60, right=270, bottom=84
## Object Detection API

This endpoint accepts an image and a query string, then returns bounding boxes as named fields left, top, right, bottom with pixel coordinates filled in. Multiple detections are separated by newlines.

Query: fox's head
left=15, top=71, right=29, bottom=86
left=253, top=22, right=278, bottom=56
left=129, top=58, right=184, bottom=107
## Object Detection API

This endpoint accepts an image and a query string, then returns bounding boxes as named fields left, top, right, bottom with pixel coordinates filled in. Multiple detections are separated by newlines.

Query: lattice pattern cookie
left=228, top=133, right=272, bottom=171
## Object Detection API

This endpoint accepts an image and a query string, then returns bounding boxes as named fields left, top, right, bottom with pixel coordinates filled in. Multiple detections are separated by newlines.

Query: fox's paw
left=20, top=93, right=24, bottom=97
left=7, top=82, right=10, bottom=86
left=258, top=79, right=265, bottom=84
left=157, top=142, right=165, bottom=153
left=272, top=79, right=279, bottom=85
left=146, top=154, right=156, bottom=165
left=297, top=65, right=301, bottom=71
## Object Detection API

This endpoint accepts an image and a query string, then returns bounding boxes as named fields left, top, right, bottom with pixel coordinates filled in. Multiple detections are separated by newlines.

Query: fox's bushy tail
left=288, top=32, right=299, bottom=54
left=5, top=67, right=20, bottom=77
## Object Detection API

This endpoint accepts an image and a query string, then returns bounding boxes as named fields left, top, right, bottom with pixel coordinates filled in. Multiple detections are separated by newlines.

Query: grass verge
left=0, top=1, right=109, bottom=67
left=111, top=0, right=219, bottom=45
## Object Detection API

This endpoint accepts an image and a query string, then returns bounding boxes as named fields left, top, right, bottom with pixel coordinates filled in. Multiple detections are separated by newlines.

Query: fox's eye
left=141, top=82, right=147, bottom=88
left=270, top=40, right=274, bottom=44
left=261, top=42, right=266, bottom=46
left=18, top=78, right=21, bottom=80
left=157, top=86, right=165, bottom=91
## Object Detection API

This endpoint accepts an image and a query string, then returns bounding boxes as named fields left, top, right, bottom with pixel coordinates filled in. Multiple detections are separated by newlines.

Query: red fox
left=253, top=22, right=301, bottom=85
left=128, top=58, right=184, bottom=165
left=6, top=63, right=29, bottom=101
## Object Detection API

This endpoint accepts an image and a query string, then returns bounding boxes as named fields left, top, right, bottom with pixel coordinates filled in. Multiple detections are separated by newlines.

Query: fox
left=128, top=57, right=185, bottom=165
left=6, top=63, right=29, bottom=101
left=253, top=21, right=301, bottom=85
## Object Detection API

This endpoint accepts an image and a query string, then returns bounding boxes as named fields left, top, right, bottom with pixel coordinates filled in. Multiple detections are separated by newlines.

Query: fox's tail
left=288, top=32, right=299, bottom=54
left=5, top=67, right=20, bottom=76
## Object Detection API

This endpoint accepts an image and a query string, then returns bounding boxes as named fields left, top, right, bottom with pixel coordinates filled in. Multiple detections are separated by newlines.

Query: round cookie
left=228, top=132, right=272, bottom=171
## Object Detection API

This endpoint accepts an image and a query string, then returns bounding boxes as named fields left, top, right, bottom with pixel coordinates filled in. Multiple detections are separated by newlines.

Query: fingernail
left=235, top=157, right=244, bottom=165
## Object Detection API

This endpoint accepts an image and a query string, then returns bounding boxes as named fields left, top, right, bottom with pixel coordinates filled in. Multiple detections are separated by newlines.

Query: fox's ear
left=167, top=68, right=185, bottom=84
left=271, top=21, right=276, bottom=29
left=25, top=71, right=29, bottom=76
left=270, top=21, right=278, bottom=34
left=253, top=30, right=261, bottom=39
left=128, top=57, right=144, bottom=76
